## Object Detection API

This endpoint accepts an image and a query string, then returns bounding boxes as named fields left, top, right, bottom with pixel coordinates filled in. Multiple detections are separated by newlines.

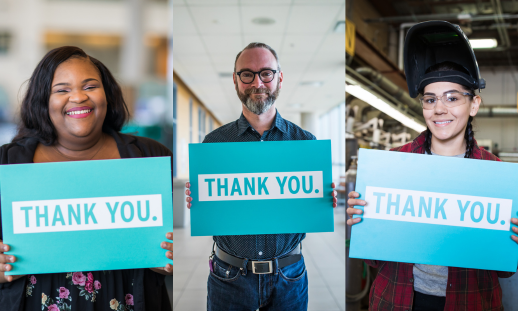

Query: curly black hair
left=13, top=46, right=129, bottom=145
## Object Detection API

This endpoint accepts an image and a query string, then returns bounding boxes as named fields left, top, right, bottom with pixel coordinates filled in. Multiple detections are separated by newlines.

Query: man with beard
left=185, top=42, right=337, bottom=311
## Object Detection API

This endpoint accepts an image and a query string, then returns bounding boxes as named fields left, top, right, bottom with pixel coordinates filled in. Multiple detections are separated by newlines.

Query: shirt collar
left=237, top=109, right=288, bottom=136
left=411, top=130, right=483, bottom=159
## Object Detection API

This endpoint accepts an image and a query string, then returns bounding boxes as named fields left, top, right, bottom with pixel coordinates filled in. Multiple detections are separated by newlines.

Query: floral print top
left=24, top=270, right=135, bottom=311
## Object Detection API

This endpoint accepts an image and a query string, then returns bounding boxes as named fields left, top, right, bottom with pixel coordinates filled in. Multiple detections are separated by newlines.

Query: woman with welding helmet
left=347, top=21, right=516, bottom=311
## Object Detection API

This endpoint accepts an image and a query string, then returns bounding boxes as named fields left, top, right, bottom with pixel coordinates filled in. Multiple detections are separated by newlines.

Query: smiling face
left=422, top=81, right=480, bottom=144
left=233, top=47, right=283, bottom=115
left=49, top=57, right=107, bottom=143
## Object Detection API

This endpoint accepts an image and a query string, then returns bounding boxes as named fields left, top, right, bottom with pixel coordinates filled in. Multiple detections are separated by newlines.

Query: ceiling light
left=299, top=81, right=323, bottom=87
left=469, top=39, right=498, bottom=49
left=346, top=84, right=426, bottom=133
left=252, top=17, right=275, bottom=25
left=218, top=72, right=233, bottom=78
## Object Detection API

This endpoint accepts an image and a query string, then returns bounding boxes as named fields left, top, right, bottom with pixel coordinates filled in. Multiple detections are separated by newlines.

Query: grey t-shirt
left=413, top=151, right=465, bottom=297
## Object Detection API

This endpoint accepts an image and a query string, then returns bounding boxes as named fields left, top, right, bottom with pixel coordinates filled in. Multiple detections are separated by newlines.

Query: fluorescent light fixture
left=346, top=84, right=426, bottom=132
left=252, top=17, right=275, bottom=25
left=300, top=81, right=323, bottom=87
left=469, top=39, right=498, bottom=49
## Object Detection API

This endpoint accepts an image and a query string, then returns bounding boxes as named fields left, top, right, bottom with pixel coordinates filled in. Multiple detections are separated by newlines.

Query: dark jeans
left=207, top=254, right=308, bottom=311
left=412, top=291, right=446, bottom=311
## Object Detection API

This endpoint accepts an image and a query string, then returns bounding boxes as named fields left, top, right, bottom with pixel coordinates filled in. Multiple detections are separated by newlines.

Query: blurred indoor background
left=172, top=0, right=345, bottom=311
left=0, top=0, right=346, bottom=310
left=346, top=0, right=518, bottom=310
left=0, top=0, right=170, bottom=147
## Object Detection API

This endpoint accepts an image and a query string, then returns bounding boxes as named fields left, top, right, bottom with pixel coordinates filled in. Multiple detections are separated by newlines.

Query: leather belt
left=215, top=244, right=302, bottom=274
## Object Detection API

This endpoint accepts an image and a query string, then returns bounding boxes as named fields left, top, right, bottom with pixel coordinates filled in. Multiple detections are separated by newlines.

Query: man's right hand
left=346, top=191, right=366, bottom=226
left=185, top=182, right=192, bottom=209
left=0, top=240, right=23, bottom=283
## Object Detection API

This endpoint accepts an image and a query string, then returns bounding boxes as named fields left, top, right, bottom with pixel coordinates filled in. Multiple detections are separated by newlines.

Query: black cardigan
left=0, top=130, right=173, bottom=311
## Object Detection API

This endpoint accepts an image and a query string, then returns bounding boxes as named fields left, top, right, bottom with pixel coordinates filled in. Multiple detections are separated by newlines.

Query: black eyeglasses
left=236, top=69, right=277, bottom=84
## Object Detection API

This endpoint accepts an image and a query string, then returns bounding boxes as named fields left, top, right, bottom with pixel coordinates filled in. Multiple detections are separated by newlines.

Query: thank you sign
left=189, top=140, right=333, bottom=236
left=198, top=171, right=323, bottom=201
left=1, top=157, right=173, bottom=275
left=350, top=149, right=518, bottom=272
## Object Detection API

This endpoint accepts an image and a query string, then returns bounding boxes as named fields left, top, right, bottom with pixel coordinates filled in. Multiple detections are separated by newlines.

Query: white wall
left=475, top=117, right=518, bottom=152
left=479, top=69, right=518, bottom=106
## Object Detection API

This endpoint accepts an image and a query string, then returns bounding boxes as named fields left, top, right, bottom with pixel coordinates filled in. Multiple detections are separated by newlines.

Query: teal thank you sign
left=0, top=157, right=173, bottom=275
left=350, top=148, right=518, bottom=272
left=189, top=140, right=333, bottom=236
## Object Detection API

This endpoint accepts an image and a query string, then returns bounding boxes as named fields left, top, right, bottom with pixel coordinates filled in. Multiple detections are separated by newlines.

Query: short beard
left=237, top=83, right=280, bottom=115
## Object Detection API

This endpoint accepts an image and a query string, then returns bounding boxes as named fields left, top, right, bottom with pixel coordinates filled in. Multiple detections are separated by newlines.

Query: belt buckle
left=251, top=261, right=273, bottom=274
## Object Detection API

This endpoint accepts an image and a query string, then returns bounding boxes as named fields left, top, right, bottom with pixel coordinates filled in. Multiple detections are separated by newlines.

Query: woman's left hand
left=150, top=232, right=173, bottom=275
left=331, top=182, right=338, bottom=208
left=511, top=219, right=518, bottom=244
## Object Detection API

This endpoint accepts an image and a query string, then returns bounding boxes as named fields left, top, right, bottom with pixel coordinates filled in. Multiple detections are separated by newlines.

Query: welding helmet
left=404, top=20, right=485, bottom=98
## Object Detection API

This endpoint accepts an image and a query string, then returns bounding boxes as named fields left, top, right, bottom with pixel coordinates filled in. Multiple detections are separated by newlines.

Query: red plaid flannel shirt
left=365, top=131, right=515, bottom=311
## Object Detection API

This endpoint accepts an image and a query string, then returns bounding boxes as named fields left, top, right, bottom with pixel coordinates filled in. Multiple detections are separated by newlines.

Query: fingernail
left=167, top=233, right=172, bottom=239
left=162, top=242, right=167, bottom=248
left=5, top=264, right=10, bottom=271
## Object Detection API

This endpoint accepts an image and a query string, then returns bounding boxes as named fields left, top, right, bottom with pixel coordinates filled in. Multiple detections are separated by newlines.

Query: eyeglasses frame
left=235, top=69, right=278, bottom=84
left=419, top=91, right=475, bottom=110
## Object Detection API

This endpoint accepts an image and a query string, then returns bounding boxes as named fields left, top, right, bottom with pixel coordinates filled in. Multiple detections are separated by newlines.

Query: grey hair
left=234, top=42, right=281, bottom=72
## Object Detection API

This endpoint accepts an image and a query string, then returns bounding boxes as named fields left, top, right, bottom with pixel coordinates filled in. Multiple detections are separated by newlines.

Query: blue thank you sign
left=188, top=140, right=333, bottom=236
left=0, top=157, right=173, bottom=275
left=350, top=148, right=518, bottom=272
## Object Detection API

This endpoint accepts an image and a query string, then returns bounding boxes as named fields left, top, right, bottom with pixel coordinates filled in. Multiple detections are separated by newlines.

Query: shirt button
left=258, top=251, right=263, bottom=256
left=409, top=278, right=413, bottom=283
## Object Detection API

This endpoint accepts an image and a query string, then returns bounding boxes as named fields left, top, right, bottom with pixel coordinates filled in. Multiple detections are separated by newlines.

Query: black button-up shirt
left=202, top=110, right=316, bottom=260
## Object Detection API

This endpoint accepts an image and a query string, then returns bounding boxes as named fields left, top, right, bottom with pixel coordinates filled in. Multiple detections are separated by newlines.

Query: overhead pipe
left=491, top=0, right=511, bottom=48
left=365, top=13, right=518, bottom=24
left=355, top=67, right=422, bottom=115
left=490, top=0, right=518, bottom=99
left=476, top=107, right=518, bottom=117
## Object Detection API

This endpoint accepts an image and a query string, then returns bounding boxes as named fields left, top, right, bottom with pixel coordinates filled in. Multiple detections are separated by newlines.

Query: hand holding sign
left=150, top=232, right=173, bottom=275
left=185, top=182, right=338, bottom=208
left=0, top=240, right=23, bottom=283
left=346, top=191, right=365, bottom=226
left=512, top=219, right=518, bottom=243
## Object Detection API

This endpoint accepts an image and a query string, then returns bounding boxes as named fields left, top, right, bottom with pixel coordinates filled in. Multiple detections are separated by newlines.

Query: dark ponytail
left=423, top=128, right=432, bottom=155
left=464, top=116, right=474, bottom=158
left=422, top=61, right=477, bottom=158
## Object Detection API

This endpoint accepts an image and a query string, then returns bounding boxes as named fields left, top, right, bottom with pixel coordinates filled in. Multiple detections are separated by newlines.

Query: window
left=172, top=83, right=177, bottom=177
left=198, top=108, right=206, bottom=142
left=319, top=102, right=346, bottom=181
left=189, top=98, right=193, bottom=143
